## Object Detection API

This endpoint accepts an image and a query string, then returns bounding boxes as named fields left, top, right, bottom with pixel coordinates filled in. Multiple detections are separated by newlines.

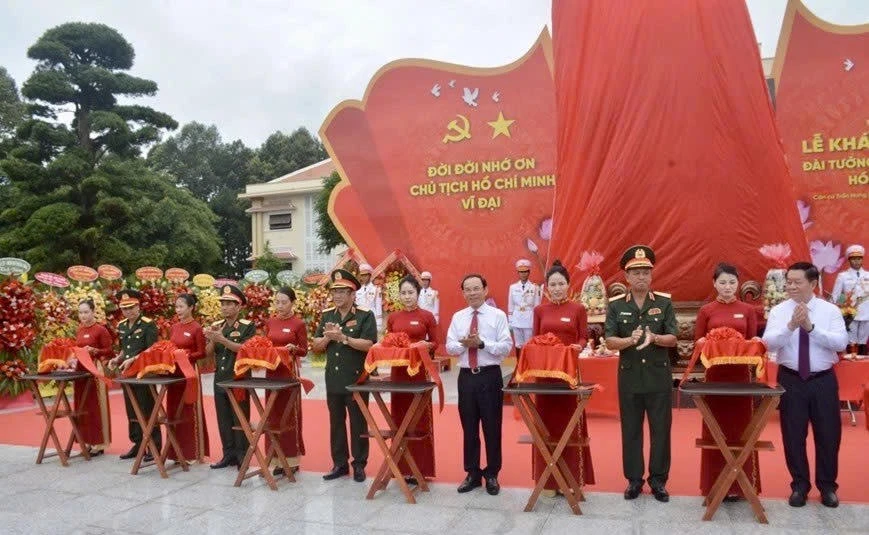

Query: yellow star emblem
left=487, top=111, right=515, bottom=139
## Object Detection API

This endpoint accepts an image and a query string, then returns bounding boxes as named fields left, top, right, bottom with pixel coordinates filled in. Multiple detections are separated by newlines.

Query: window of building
left=269, top=213, right=292, bottom=230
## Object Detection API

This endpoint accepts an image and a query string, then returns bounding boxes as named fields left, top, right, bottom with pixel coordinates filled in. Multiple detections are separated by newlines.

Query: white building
left=238, top=158, right=341, bottom=275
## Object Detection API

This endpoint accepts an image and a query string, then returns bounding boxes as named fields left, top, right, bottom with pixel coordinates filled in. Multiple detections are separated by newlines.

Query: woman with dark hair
left=263, top=286, right=308, bottom=475
left=694, top=263, right=759, bottom=501
left=530, top=260, right=595, bottom=495
left=166, top=293, right=210, bottom=463
left=74, top=299, right=114, bottom=455
left=384, top=275, right=439, bottom=483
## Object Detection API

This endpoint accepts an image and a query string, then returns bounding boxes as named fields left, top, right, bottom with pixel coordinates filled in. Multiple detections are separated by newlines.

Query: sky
left=1, top=0, right=867, bottom=148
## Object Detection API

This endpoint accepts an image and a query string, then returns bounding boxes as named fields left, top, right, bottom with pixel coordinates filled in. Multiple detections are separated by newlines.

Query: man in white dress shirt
left=508, top=259, right=541, bottom=351
left=830, top=244, right=868, bottom=355
left=355, top=263, right=383, bottom=332
left=763, top=262, right=848, bottom=508
left=417, top=271, right=439, bottom=323
left=446, top=273, right=513, bottom=496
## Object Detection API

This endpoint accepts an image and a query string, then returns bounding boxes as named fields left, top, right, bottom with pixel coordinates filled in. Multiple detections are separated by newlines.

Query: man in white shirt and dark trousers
left=446, top=274, right=513, bottom=496
left=763, top=262, right=848, bottom=508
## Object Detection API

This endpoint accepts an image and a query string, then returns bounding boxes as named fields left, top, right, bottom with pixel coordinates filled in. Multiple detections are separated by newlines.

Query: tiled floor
left=0, top=444, right=865, bottom=534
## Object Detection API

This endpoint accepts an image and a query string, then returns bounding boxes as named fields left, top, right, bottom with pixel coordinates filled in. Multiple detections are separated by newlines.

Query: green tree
left=21, top=23, right=176, bottom=163
left=0, top=67, right=26, bottom=160
left=0, top=67, right=26, bottom=139
left=248, top=127, right=327, bottom=183
left=314, top=171, right=347, bottom=253
left=253, top=241, right=286, bottom=284
left=148, top=122, right=255, bottom=276
left=0, top=23, right=220, bottom=272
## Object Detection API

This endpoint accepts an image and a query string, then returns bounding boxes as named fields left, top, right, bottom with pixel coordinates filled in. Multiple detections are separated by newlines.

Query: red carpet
left=1, top=393, right=866, bottom=504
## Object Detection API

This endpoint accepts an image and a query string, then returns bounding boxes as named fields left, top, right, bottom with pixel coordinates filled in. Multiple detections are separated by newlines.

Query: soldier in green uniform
left=205, top=285, right=256, bottom=469
left=311, top=269, right=377, bottom=483
left=108, top=290, right=161, bottom=461
left=604, top=245, right=678, bottom=503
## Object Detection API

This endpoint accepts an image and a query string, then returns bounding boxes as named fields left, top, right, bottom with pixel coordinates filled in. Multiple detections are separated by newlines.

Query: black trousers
left=618, top=389, right=672, bottom=487
left=123, top=384, right=161, bottom=450
left=458, top=366, right=503, bottom=479
left=214, top=388, right=249, bottom=461
left=326, top=392, right=369, bottom=469
left=777, top=366, right=841, bottom=494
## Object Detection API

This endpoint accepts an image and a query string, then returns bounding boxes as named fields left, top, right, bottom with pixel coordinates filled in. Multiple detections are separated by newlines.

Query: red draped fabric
left=548, top=0, right=809, bottom=301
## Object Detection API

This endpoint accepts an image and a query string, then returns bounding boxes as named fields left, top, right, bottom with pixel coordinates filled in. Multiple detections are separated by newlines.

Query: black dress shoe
left=119, top=445, right=138, bottom=460
left=723, top=494, right=742, bottom=503
left=821, top=490, right=839, bottom=508
left=322, top=465, right=349, bottom=480
left=788, top=491, right=807, bottom=507
left=353, top=466, right=366, bottom=482
left=457, top=475, right=482, bottom=493
left=273, top=467, right=284, bottom=476
left=404, top=476, right=418, bottom=486
left=210, top=457, right=238, bottom=469
left=624, top=482, right=643, bottom=500
left=86, top=447, right=104, bottom=457
left=142, top=453, right=154, bottom=463
left=485, top=477, right=500, bottom=496
left=651, top=486, right=669, bottom=503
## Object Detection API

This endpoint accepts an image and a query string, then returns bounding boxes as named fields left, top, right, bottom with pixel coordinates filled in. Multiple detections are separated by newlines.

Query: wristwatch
left=477, top=340, right=485, bottom=350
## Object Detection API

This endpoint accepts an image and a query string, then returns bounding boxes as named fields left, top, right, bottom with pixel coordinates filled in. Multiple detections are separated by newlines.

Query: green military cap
left=218, top=284, right=247, bottom=305
left=620, top=245, right=656, bottom=270
left=117, top=289, right=142, bottom=309
left=330, top=268, right=361, bottom=291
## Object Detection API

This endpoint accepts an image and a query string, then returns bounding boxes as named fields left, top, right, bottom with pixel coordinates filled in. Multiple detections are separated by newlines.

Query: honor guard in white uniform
left=508, top=259, right=541, bottom=349
left=831, top=244, right=869, bottom=354
left=355, top=263, right=383, bottom=332
left=417, top=271, right=440, bottom=323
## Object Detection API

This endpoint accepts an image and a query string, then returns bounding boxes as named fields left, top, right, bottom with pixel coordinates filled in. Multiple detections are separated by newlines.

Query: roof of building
left=268, top=158, right=336, bottom=184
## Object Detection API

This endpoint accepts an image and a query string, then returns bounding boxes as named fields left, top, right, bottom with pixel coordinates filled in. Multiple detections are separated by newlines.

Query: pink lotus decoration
left=809, top=240, right=844, bottom=274
left=759, top=243, right=792, bottom=268
left=539, top=218, right=552, bottom=240
left=796, top=200, right=812, bottom=230
left=577, top=251, right=605, bottom=275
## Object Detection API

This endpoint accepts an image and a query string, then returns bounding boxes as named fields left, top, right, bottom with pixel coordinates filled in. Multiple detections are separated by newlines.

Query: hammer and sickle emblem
left=442, top=114, right=471, bottom=144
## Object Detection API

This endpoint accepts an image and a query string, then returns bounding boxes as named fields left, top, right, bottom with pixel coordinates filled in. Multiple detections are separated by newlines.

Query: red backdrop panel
left=548, top=0, right=809, bottom=301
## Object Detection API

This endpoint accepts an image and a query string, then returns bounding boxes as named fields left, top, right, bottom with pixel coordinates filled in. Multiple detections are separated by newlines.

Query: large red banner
left=321, top=31, right=557, bottom=324
left=547, top=0, right=810, bottom=302
left=773, top=0, right=869, bottom=291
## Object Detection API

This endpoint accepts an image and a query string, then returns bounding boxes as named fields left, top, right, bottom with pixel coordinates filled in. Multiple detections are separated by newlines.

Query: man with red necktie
left=445, top=273, right=513, bottom=496
left=764, top=262, right=848, bottom=508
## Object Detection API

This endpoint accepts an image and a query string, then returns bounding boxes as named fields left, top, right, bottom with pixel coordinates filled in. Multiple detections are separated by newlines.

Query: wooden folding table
left=216, top=377, right=301, bottom=491
left=503, top=381, right=595, bottom=515
left=679, top=381, right=785, bottom=523
left=114, top=376, right=190, bottom=478
left=346, top=381, right=436, bottom=504
left=21, top=371, right=93, bottom=466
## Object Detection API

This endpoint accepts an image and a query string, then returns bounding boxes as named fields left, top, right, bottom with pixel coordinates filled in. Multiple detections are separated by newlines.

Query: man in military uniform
left=417, top=271, right=440, bottom=323
left=604, top=245, right=678, bottom=502
left=830, top=244, right=868, bottom=354
left=108, top=290, right=161, bottom=461
left=355, top=263, right=383, bottom=332
left=508, top=259, right=541, bottom=351
left=205, top=285, right=256, bottom=469
left=312, top=269, right=378, bottom=482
